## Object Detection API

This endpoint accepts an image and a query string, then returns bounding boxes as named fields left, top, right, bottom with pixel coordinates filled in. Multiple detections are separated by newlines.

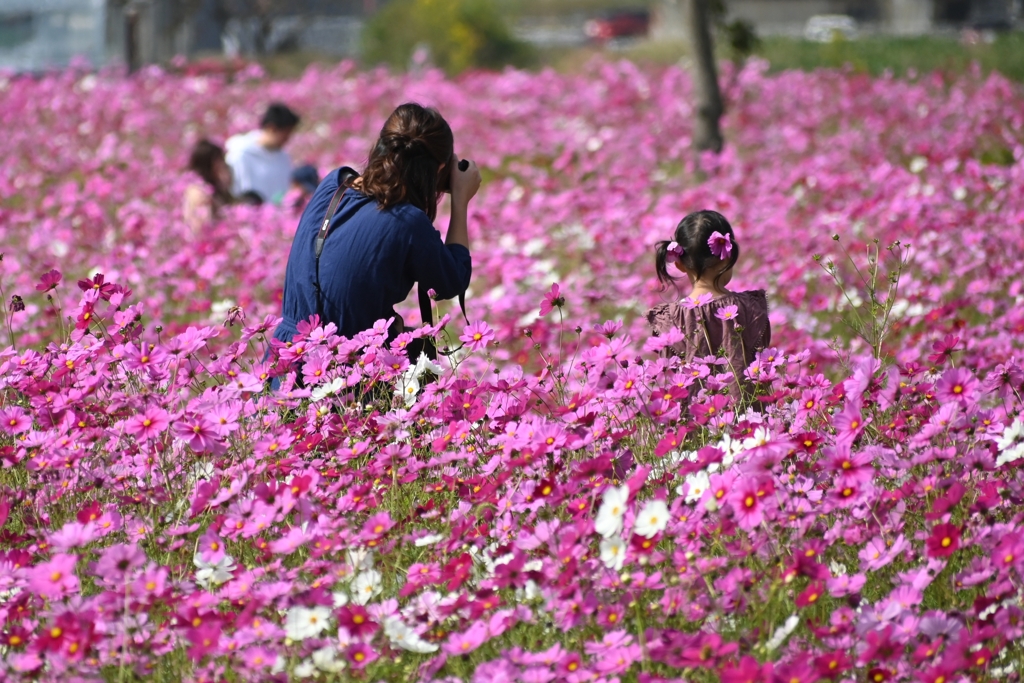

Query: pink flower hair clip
left=708, top=231, right=733, bottom=260
left=665, top=241, right=685, bottom=264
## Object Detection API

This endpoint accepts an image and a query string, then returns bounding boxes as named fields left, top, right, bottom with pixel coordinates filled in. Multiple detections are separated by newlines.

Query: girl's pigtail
left=655, top=240, right=676, bottom=287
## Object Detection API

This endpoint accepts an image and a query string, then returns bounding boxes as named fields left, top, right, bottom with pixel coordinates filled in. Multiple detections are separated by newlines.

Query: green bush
left=756, top=32, right=1024, bottom=82
left=362, top=0, right=535, bottom=74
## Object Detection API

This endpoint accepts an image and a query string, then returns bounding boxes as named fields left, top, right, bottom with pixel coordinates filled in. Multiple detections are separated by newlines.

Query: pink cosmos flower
left=926, top=524, right=961, bottom=558
left=927, top=334, right=960, bottom=365
left=715, top=305, right=739, bottom=321
left=665, top=241, right=685, bottom=263
left=539, top=282, right=565, bottom=316
left=728, top=478, right=765, bottom=530
left=443, top=620, right=489, bottom=656
left=832, top=401, right=867, bottom=444
left=172, top=415, right=223, bottom=453
left=682, top=292, right=714, bottom=309
left=29, top=553, right=80, bottom=598
left=197, top=528, right=227, bottom=564
left=347, top=642, right=378, bottom=668
left=934, top=367, right=978, bottom=405
left=719, top=655, right=772, bottom=683
left=338, top=605, right=377, bottom=637
left=361, top=512, right=394, bottom=540
left=186, top=623, right=221, bottom=661
left=35, top=268, right=62, bottom=292
left=460, top=320, right=495, bottom=352
left=0, top=407, right=31, bottom=435
left=123, top=407, right=171, bottom=442
left=707, top=231, right=733, bottom=259
left=594, top=320, right=622, bottom=338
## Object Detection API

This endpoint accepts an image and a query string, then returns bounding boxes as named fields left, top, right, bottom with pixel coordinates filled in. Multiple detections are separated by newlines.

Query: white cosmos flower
left=293, top=659, right=315, bottom=678
left=600, top=536, right=626, bottom=570
left=395, top=375, right=420, bottom=407
left=351, top=569, right=383, bottom=605
left=194, top=553, right=235, bottom=589
left=997, top=419, right=1024, bottom=467
left=683, top=470, right=710, bottom=504
left=766, top=614, right=800, bottom=651
left=384, top=616, right=439, bottom=653
left=594, top=484, right=629, bottom=538
left=284, top=605, right=331, bottom=641
left=411, top=352, right=443, bottom=378
left=311, top=646, right=346, bottom=673
left=332, top=590, right=349, bottom=608
left=311, top=376, right=345, bottom=402
left=717, top=434, right=742, bottom=467
left=741, top=426, right=771, bottom=451
left=346, top=548, right=374, bottom=571
left=414, top=533, right=444, bottom=547
left=633, top=499, right=670, bottom=539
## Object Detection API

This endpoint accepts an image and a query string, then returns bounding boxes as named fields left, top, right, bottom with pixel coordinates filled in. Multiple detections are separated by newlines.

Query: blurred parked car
left=804, top=14, right=858, bottom=42
left=584, top=10, right=650, bottom=42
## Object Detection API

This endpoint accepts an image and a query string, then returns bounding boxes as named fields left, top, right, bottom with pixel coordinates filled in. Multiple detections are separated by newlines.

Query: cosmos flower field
left=1, top=57, right=1023, bottom=682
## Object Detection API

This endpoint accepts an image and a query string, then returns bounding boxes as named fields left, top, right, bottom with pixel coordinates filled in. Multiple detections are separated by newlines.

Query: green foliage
left=756, top=31, right=1024, bottom=82
left=362, top=0, right=535, bottom=74
left=815, top=237, right=911, bottom=363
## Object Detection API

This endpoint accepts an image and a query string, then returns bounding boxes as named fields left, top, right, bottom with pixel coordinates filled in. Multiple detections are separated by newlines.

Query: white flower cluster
left=384, top=615, right=439, bottom=653
left=594, top=485, right=669, bottom=570
left=193, top=553, right=235, bottom=589
left=285, top=605, right=332, bottom=641
left=996, top=419, right=1024, bottom=467
left=395, top=353, right=444, bottom=407
left=765, top=614, right=800, bottom=652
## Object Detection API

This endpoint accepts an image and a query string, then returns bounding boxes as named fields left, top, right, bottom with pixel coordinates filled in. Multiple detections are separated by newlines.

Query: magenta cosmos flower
left=934, top=367, right=979, bottom=405
left=124, top=407, right=171, bottom=441
left=707, top=231, right=733, bottom=259
left=539, top=282, right=565, bottom=316
left=460, top=320, right=495, bottom=351
left=29, top=553, right=80, bottom=598
left=926, top=524, right=961, bottom=558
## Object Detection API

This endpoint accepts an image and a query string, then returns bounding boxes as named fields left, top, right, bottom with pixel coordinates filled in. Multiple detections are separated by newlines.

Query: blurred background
left=0, top=0, right=1021, bottom=79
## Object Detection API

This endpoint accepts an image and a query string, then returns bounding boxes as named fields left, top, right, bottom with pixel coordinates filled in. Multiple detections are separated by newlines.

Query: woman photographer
left=271, top=103, right=480, bottom=354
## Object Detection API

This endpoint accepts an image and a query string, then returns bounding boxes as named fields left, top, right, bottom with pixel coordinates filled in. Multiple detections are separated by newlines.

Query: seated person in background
left=286, top=164, right=321, bottom=211
left=225, top=102, right=300, bottom=205
left=646, top=210, right=771, bottom=397
left=184, top=139, right=234, bottom=232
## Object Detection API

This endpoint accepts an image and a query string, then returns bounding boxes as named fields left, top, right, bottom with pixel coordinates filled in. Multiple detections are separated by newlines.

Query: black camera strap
left=312, top=167, right=468, bottom=358
left=313, top=166, right=360, bottom=322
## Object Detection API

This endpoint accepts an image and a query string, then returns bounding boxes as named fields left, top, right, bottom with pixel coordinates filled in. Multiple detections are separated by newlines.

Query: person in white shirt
left=225, top=103, right=300, bottom=205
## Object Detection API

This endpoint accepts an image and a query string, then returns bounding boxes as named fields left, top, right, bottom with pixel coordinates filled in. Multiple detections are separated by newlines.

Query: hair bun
left=385, top=132, right=427, bottom=157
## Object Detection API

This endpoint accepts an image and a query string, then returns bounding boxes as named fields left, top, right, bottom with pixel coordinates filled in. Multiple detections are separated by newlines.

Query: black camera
left=437, top=156, right=471, bottom=194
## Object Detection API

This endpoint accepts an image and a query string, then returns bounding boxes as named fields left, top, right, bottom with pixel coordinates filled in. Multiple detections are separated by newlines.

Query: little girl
left=646, top=210, right=771, bottom=384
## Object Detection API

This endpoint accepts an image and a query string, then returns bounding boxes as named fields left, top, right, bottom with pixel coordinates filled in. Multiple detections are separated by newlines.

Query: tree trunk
left=684, top=0, right=724, bottom=153
left=125, top=6, right=140, bottom=74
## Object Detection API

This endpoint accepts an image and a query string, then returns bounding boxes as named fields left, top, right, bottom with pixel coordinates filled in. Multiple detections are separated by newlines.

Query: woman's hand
left=450, top=159, right=481, bottom=208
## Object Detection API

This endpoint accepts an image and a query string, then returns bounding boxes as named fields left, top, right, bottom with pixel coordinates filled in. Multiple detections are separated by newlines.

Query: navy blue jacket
left=273, top=168, right=472, bottom=344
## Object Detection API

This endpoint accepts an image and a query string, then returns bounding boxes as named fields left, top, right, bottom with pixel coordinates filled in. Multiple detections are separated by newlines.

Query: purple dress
left=645, top=290, right=771, bottom=383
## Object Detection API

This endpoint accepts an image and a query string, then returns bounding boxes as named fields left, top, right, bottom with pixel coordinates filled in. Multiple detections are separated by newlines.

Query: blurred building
left=0, top=0, right=107, bottom=72
left=722, top=0, right=1016, bottom=35
left=0, top=0, right=374, bottom=72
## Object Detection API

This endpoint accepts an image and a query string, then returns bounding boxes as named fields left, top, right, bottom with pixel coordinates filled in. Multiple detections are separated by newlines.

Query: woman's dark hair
left=360, top=103, right=454, bottom=222
left=655, top=210, right=740, bottom=291
left=188, top=139, right=233, bottom=205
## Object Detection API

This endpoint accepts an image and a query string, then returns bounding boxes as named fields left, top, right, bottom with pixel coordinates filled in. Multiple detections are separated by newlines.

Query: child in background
left=183, top=139, right=234, bottom=233
left=646, top=210, right=771, bottom=388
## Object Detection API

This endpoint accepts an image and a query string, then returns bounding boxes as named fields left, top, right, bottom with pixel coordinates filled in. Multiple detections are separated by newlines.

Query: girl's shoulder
left=645, top=300, right=684, bottom=334
left=645, top=290, right=768, bottom=330
left=700, top=289, right=769, bottom=312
